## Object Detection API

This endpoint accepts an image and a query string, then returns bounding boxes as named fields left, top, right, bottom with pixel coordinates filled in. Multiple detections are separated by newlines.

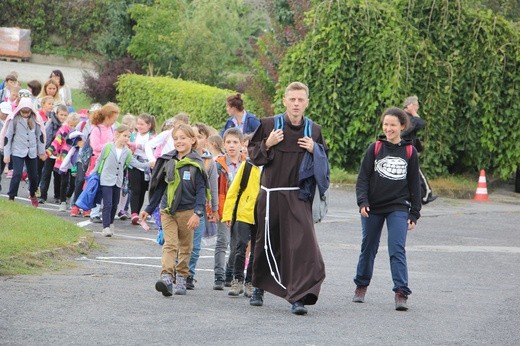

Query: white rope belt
left=261, top=185, right=299, bottom=289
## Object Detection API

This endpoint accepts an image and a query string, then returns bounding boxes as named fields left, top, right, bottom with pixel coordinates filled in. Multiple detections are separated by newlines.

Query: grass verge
left=0, top=199, right=93, bottom=276
left=71, top=88, right=93, bottom=111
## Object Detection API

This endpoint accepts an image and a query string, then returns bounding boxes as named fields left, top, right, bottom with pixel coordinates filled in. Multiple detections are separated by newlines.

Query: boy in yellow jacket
left=222, top=135, right=261, bottom=298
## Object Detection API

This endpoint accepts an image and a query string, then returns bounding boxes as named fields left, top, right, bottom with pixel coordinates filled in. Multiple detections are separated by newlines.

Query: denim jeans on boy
left=101, top=185, right=121, bottom=228
left=354, top=210, right=412, bottom=295
left=189, top=213, right=206, bottom=278
left=225, top=222, right=238, bottom=282
left=214, top=221, right=230, bottom=282
left=8, top=155, right=38, bottom=199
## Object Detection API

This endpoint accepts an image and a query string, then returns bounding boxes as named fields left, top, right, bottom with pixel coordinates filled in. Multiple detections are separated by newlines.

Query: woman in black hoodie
left=352, top=107, right=421, bottom=311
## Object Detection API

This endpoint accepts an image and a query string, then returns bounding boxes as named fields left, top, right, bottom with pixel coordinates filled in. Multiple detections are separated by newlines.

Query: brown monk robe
left=248, top=113, right=326, bottom=306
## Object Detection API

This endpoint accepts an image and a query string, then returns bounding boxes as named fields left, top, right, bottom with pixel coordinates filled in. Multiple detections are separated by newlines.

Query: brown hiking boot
left=395, top=291, right=409, bottom=311
left=228, top=279, right=244, bottom=297
left=352, top=285, right=367, bottom=303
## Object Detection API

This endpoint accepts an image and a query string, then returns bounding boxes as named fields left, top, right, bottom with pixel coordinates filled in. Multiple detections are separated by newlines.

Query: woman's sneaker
left=70, top=205, right=80, bottom=217
left=59, top=202, right=67, bottom=212
left=30, top=196, right=39, bottom=208
left=101, top=227, right=113, bottom=237
left=175, top=275, right=187, bottom=295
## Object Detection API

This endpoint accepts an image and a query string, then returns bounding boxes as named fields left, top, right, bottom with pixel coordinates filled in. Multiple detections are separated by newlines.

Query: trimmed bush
left=116, top=74, right=263, bottom=128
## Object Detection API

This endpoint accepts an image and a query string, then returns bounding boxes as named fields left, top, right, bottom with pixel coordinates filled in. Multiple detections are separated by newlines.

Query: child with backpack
left=221, top=134, right=260, bottom=298
left=128, top=113, right=156, bottom=225
left=213, top=127, right=245, bottom=290
left=92, top=124, right=154, bottom=237
left=0, top=97, right=46, bottom=206
left=45, top=112, right=80, bottom=211
left=187, top=123, right=219, bottom=290
left=140, top=124, right=208, bottom=296
left=352, top=107, right=421, bottom=311
left=39, top=105, right=69, bottom=204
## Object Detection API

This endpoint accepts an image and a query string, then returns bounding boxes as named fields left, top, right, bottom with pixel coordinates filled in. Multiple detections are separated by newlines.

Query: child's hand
left=187, top=214, right=200, bottom=231
left=139, top=211, right=149, bottom=222
left=38, top=154, right=47, bottom=161
left=3, top=155, right=10, bottom=164
left=128, top=142, right=137, bottom=151
left=209, top=211, right=219, bottom=223
left=148, top=161, right=156, bottom=168
left=77, top=140, right=84, bottom=148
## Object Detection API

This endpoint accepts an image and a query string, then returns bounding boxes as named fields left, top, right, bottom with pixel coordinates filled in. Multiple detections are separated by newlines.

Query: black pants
left=128, top=168, right=148, bottom=215
left=58, top=170, right=76, bottom=203
left=36, top=157, right=45, bottom=186
left=101, top=185, right=121, bottom=228
left=8, top=155, right=38, bottom=199
left=0, top=154, right=5, bottom=192
left=39, top=158, right=60, bottom=201
left=231, top=221, right=254, bottom=282
left=72, top=161, right=87, bottom=206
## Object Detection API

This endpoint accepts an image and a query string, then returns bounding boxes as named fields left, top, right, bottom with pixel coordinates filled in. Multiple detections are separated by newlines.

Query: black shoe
left=38, top=198, right=46, bottom=204
left=249, top=288, right=264, bottom=306
left=90, top=216, right=102, bottom=223
left=423, top=195, right=438, bottom=205
left=291, top=300, right=308, bottom=315
left=186, top=276, right=195, bottom=290
left=395, top=291, right=409, bottom=311
left=224, top=280, right=232, bottom=287
left=213, top=280, right=224, bottom=290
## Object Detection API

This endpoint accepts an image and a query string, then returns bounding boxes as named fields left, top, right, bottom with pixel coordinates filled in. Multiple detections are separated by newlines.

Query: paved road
left=0, top=60, right=91, bottom=89
left=1, top=180, right=519, bottom=345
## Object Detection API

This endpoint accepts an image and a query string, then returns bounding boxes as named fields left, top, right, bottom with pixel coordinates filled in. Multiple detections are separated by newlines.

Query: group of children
left=1, top=72, right=425, bottom=313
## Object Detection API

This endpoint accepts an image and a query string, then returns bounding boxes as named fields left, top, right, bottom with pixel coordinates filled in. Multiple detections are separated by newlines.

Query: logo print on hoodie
left=375, top=156, right=407, bottom=181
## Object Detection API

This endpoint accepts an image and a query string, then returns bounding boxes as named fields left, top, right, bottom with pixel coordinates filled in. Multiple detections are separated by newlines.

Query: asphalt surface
left=1, top=178, right=519, bottom=345
left=0, top=60, right=90, bottom=89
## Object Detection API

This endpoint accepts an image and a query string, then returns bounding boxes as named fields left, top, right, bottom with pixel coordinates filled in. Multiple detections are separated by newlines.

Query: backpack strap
left=97, top=144, right=112, bottom=174
left=231, top=160, right=253, bottom=226
left=406, top=145, right=413, bottom=159
left=374, top=140, right=412, bottom=159
left=275, top=114, right=312, bottom=137
left=123, top=151, right=133, bottom=170
left=274, top=114, right=284, bottom=130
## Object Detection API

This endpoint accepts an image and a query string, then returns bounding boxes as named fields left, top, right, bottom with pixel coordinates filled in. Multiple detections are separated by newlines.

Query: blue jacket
left=221, top=111, right=260, bottom=136
left=298, top=142, right=330, bottom=202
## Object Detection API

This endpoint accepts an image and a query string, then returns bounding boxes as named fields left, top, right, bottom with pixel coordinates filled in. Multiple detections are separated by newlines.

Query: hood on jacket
left=0, top=97, right=46, bottom=150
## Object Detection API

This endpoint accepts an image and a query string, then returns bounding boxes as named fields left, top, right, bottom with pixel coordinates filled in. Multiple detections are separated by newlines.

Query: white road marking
left=76, top=220, right=91, bottom=227
left=330, top=243, right=520, bottom=253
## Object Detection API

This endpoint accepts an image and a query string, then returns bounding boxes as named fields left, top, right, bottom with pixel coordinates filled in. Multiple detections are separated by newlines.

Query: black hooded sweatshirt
left=356, top=137, right=421, bottom=224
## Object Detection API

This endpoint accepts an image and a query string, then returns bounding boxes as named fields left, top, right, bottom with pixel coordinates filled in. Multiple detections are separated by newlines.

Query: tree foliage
left=279, top=0, right=520, bottom=179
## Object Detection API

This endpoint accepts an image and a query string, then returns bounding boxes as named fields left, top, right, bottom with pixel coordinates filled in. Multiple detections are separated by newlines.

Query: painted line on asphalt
left=330, top=243, right=520, bottom=254
left=76, top=220, right=91, bottom=227
left=77, top=256, right=161, bottom=268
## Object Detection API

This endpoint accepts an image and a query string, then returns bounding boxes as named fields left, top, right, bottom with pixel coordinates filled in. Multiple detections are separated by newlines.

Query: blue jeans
left=214, top=221, right=230, bottom=282
left=100, top=185, right=121, bottom=228
left=8, top=155, right=38, bottom=199
left=189, top=214, right=206, bottom=278
left=354, top=211, right=411, bottom=295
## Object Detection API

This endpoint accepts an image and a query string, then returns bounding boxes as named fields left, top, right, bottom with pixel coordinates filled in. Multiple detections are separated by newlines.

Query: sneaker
left=59, top=202, right=67, bottom=212
left=90, top=216, right=102, bottom=223
left=228, top=279, right=244, bottom=297
left=83, top=210, right=91, bottom=218
left=38, top=198, right=46, bottom=204
left=70, top=205, right=80, bottom=217
left=110, top=224, right=115, bottom=235
left=30, top=196, right=39, bottom=208
left=101, top=227, right=113, bottom=237
left=131, top=213, right=139, bottom=225
left=352, top=285, right=368, bottom=303
left=291, top=300, right=308, bottom=315
left=244, top=282, right=254, bottom=298
left=20, top=171, right=28, bottom=182
left=35, top=188, right=41, bottom=198
left=224, top=280, right=232, bottom=288
left=117, top=210, right=129, bottom=221
left=249, top=288, right=264, bottom=306
left=53, top=198, right=60, bottom=204
left=6, top=170, right=13, bottom=179
left=155, top=274, right=174, bottom=297
left=186, top=276, right=195, bottom=290
left=395, top=291, right=409, bottom=311
left=175, top=275, right=187, bottom=295
left=213, top=280, right=225, bottom=291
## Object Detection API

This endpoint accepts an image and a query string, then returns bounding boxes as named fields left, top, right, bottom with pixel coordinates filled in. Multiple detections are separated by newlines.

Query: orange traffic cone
left=473, top=169, right=489, bottom=201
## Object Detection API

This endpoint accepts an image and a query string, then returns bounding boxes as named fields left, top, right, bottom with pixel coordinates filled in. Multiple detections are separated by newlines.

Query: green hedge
left=116, top=74, right=263, bottom=129
left=278, top=0, right=520, bottom=179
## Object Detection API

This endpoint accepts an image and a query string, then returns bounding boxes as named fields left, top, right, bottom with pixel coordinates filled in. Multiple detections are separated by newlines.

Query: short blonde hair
left=285, top=82, right=309, bottom=98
